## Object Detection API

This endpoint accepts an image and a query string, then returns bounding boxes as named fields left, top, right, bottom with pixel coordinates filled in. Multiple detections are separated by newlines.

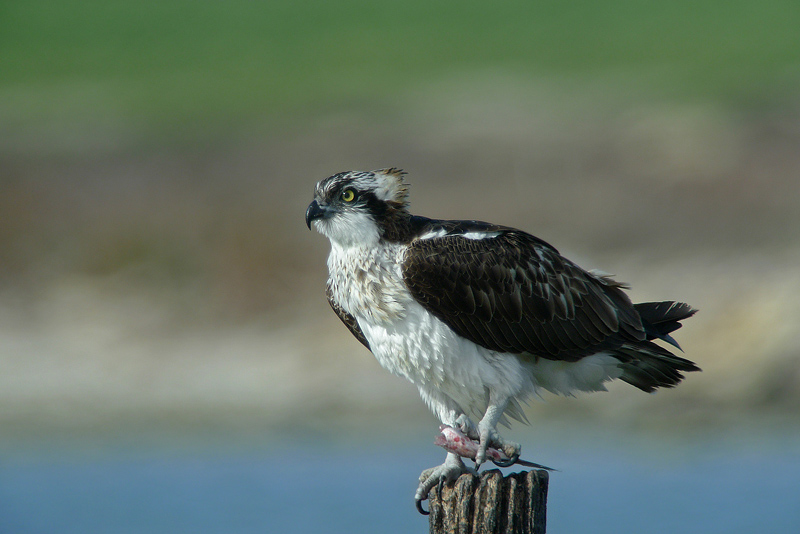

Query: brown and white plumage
left=305, top=168, right=698, bottom=512
left=403, top=227, right=697, bottom=392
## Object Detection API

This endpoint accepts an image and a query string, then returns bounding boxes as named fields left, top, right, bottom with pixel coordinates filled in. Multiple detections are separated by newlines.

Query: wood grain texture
left=428, top=469, right=548, bottom=534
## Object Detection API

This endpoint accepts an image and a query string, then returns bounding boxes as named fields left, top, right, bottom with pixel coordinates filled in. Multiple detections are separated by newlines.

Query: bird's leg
left=414, top=391, right=477, bottom=513
left=415, top=451, right=476, bottom=514
left=475, top=397, right=521, bottom=468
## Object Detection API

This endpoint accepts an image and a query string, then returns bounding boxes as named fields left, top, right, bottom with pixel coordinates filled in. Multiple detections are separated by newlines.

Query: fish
left=434, top=424, right=555, bottom=470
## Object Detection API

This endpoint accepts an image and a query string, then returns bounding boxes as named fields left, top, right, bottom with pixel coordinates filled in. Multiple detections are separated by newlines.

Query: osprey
left=305, top=168, right=698, bottom=512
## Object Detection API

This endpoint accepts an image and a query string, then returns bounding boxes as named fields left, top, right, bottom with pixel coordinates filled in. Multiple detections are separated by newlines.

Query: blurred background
left=2, top=1, right=800, bottom=532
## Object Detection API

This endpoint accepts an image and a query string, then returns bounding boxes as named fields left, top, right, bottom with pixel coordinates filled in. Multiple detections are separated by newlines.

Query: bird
left=305, top=168, right=699, bottom=513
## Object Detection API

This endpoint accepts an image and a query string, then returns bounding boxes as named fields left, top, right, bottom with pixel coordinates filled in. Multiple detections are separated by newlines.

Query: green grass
left=1, top=0, right=798, bottom=133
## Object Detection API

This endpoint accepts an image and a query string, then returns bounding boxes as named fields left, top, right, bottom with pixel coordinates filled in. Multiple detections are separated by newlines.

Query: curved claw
left=416, top=475, right=445, bottom=515
left=492, top=450, right=520, bottom=468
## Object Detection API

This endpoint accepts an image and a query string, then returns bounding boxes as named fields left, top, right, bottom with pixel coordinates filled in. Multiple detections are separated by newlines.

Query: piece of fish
left=434, top=424, right=555, bottom=470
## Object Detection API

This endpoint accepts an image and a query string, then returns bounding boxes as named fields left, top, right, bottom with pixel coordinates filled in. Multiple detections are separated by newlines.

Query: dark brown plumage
left=401, top=221, right=699, bottom=392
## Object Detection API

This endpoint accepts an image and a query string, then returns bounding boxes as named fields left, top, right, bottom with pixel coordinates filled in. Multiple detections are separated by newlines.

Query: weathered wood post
left=428, top=469, right=548, bottom=534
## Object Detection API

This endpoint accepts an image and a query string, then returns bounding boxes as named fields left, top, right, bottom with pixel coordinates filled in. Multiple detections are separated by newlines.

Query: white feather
left=313, top=210, right=380, bottom=249
left=325, top=238, right=624, bottom=426
left=417, top=229, right=448, bottom=240
left=462, top=231, right=500, bottom=240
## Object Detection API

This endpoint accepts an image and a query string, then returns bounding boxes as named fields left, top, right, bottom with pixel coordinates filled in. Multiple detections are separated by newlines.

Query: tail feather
left=617, top=342, right=700, bottom=392
left=618, top=301, right=699, bottom=392
left=634, top=301, right=697, bottom=350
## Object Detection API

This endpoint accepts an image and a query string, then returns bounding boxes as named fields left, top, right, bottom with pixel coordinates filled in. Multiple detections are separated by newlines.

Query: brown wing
left=326, top=282, right=371, bottom=350
left=402, top=229, right=645, bottom=361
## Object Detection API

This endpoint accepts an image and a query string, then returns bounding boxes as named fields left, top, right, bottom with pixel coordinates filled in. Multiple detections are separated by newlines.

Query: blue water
left=1, top=428, right=799, bottom=533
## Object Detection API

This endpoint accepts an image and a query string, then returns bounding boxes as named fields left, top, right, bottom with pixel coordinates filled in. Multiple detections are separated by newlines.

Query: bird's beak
left=305, top=200, right=332, bottom=230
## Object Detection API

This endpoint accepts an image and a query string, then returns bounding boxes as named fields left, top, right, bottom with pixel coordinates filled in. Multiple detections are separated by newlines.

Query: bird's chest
left=326, top=244, right=409, bottom=325
left=326, top=243, right=473, bottom=387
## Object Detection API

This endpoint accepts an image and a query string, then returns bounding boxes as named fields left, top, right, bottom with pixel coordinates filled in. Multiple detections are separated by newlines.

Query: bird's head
left=306, top=168, right=410, bottom=247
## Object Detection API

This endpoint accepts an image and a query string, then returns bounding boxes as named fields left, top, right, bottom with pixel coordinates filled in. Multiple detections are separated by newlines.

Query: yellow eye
left=341, top=189, right=356, bottom=202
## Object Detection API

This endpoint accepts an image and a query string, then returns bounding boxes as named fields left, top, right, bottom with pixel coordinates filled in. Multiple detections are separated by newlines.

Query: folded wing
left=402, top=226, right=646, bottom=361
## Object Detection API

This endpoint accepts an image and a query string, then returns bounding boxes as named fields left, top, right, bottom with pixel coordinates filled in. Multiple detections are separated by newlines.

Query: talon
left=492, top=450, right=519, bottom=468
left=415, top=453, right=469, bottom=514
left=475, top=432, right=490, bottom=467
left=437, top=475, right=445, bottom=496
left=416, top=497, right=429, bottom=515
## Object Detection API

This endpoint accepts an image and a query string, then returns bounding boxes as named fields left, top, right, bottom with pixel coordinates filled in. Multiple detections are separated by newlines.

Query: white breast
left=326, top=242, right=409, bottom=324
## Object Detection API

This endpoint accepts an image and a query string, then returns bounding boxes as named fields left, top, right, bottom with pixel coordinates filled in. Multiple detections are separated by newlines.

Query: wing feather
left=402, top=228, right=645, bottom=361
left=326, top=282, right=371, bottom=350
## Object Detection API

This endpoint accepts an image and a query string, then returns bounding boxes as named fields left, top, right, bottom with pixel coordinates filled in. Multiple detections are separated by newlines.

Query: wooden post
left=428, top=469, right=548, bottom=534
